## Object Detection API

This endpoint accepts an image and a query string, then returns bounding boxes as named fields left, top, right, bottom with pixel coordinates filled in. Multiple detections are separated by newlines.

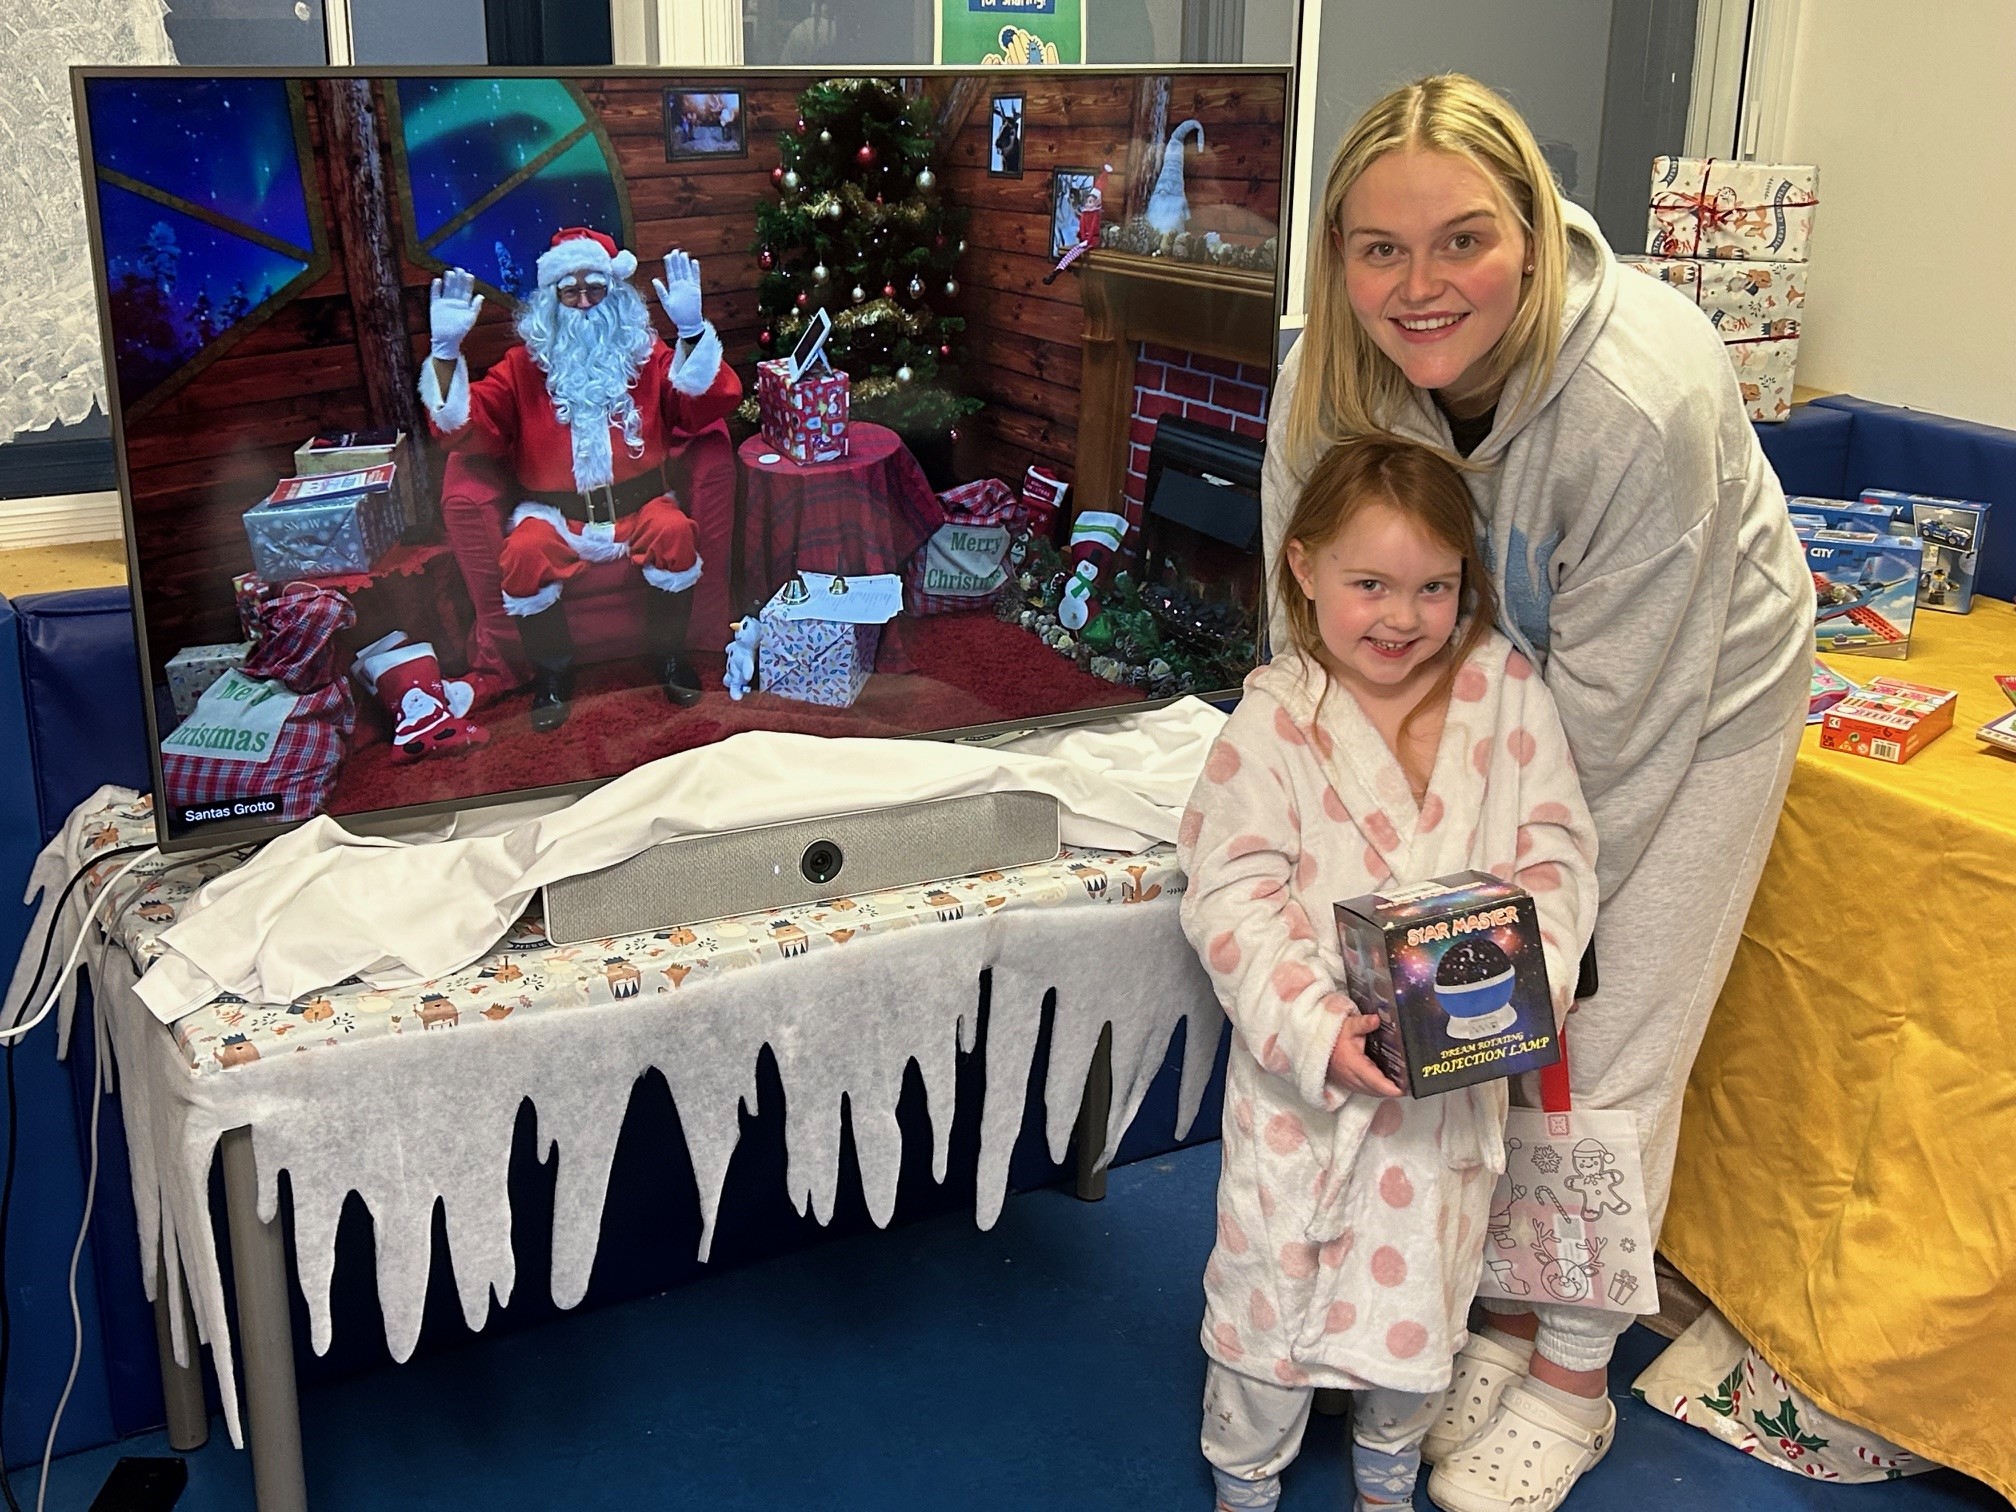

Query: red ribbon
left=1652, top=158, right=1818, bottom=257
left=1540, top=1027, right=1573, bottom=1114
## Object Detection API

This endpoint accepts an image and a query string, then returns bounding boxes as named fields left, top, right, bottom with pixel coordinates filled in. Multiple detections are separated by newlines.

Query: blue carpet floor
left=28, top=1142, right=2008, bottom=1510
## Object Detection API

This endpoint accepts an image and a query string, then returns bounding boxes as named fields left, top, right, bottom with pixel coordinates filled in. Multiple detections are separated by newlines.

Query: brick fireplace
left=1122, top=343, right=1270, bottom=532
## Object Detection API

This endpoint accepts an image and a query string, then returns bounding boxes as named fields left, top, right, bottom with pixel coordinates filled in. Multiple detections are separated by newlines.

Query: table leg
left=1073, top=1023, right=1114, bottom=1202
left=221, top=1128, right=309, bottom=1512
left=151, top=1241, right=209, bottom=1452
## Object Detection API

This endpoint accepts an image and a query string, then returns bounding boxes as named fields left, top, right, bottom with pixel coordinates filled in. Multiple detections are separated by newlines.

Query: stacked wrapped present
left=1630, top=157, right=1820, bottom=422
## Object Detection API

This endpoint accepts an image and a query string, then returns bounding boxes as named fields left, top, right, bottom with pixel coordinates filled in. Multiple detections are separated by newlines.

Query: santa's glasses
left=555, top=276, right=611, bottom=308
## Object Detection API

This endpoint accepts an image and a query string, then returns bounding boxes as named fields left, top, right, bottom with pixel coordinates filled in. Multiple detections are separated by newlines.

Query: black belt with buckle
left=526, top=468, right=668, bottom=526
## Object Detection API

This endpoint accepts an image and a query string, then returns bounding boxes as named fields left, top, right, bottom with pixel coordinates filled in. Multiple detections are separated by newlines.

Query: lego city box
left=1805, top=528, right=1923, bottom=658
left=1334, top=872, right=1561, bottom=1098
left=1861, top=489, right=1993, bottom=615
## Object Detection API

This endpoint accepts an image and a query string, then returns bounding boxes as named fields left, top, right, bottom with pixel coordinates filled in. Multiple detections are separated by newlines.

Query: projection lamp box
left=1335, top=872, right=1561, bottom=1098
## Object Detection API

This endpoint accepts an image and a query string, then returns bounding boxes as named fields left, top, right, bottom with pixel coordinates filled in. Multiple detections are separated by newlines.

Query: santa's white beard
left=517, top=282, right=655, bottom=491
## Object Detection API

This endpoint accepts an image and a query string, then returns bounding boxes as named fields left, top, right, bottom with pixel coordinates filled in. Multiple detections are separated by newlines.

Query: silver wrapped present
left=242, top=464, right=400, bottom=580
left=165, top=641, right=251, bottom=719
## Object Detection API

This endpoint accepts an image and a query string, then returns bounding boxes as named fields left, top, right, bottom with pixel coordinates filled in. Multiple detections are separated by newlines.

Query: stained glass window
left=84, top=78, right=322, bottom=412
left=393, top=79, right=629, bottom=302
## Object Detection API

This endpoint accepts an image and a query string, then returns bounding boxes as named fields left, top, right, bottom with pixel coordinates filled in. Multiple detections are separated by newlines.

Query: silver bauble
left=825, top=200, right=843, bottom=220
left=851, top=285, right=866, bottom=302
left=818, top=129, right=831, bottom=143
left=908, top=275, right=925, bottom=299
left=781, top=169, right=799, bottom=191
left=944, top=278, right=959, bottom=297
left=812, top=263, right=828, bottom=282
left=896, top=365, right=913, bottom=384
left=916, top=167, right=935, bottom=190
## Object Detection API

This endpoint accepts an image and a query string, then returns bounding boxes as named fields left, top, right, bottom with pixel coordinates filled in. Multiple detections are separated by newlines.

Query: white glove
left=429, top=268, right=483, bottom=361
left=652, top=250, right=705, bottom=338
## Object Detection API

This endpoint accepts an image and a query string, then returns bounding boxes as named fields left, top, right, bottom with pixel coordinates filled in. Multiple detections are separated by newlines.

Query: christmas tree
left=748, top=78, right=982, bottom=441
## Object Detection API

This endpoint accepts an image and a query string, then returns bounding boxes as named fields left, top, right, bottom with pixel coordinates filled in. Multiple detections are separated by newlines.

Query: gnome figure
left=1145, top=119, right=1206, bottom=237
left=1057, top=510, right=1131, bottom=632
left=352, top=631, right=490, bottom=760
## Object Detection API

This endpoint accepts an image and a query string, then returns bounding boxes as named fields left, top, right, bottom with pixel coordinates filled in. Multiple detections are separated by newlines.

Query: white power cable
left=35, top=1011, right=104, bottom=1512
left=0, top=852, right=152, bottom=1044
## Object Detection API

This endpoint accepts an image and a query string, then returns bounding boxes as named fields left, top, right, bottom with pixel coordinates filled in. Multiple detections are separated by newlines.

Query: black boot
left=644, top=587, right=703, bottom=708
left=515, top=603, right=575, bottom=733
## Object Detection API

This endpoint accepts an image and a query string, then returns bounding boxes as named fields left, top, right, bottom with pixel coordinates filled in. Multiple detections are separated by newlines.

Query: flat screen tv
left=75, top=65, right=1290, bottom=849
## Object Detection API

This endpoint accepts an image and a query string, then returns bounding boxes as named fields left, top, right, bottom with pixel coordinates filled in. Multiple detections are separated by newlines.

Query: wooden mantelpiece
left=1075, top=249, right=1278, bottom=523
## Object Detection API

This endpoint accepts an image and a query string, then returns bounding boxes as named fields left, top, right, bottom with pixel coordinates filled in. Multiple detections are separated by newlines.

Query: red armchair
left=437, top=421, right=739, bottom=690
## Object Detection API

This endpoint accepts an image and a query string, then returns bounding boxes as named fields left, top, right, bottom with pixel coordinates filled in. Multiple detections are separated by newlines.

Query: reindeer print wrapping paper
left=9, top=787, right=1220, bottom=1449
left=1177, top=636, right=1598, bottom=1394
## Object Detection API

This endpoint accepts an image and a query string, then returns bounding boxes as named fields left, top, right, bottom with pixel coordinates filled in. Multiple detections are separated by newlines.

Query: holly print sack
left=1475, top=1038, right=1659, bottom=1314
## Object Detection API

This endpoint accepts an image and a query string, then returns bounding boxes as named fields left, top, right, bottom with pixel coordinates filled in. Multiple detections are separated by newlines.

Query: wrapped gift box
left=242, top=465, right=400, bottom=580
left=232, top=573, right=275, bottom=641
left=758, top=571, right=901, bottom=707
left=1649, top=157, right=1820, bottom=262
left=1625, top=256, right=1805, bottom=422
left=166, top=641, right=253, bottom=719
left=757, top=357, right=850, bottom=465
left=294, top=429, right=426, bottom=534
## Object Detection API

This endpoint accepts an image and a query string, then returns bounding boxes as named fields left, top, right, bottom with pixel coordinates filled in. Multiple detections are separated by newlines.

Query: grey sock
left=1522, top=1374, right=1611, bottom=1430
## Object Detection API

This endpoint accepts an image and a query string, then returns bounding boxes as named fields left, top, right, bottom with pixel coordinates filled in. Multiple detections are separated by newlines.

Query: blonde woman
left=1258, top=76, right=1812, bottom=1512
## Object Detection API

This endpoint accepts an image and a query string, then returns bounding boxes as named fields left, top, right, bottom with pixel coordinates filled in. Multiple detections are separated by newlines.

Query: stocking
left=353, top=633, right=490, bottom=760
left=1057, top=510, right=1129, bottom=631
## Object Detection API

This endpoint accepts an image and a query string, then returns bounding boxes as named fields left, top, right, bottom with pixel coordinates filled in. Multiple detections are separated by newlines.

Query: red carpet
left=324, top=610, right=1145, bottom=820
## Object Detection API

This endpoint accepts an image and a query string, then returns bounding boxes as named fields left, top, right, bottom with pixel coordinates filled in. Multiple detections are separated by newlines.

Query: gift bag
left=161, top=583, right=357, bottom=827
left=906, top=478, right=1028, bottom=616
left=1475, top=1038, right=1659, bottom=1314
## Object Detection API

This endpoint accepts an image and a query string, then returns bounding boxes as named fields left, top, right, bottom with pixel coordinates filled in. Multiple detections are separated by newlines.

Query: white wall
left=1778, top=0, right=2016, bottom=427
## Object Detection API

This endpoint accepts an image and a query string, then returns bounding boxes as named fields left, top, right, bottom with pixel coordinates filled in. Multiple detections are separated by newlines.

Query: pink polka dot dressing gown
left=1177, top=633, right=1598, bottom=1395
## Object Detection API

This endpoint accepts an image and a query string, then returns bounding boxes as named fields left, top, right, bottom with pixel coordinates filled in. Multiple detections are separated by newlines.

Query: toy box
left=1978, top=707, right=2016, bottom=758
left=1819, top=678, right=1956, bottom=764
left=242, top=464, right=401, bottom=580
left=1334, top=872, right=1561, bottom=1098
left=1786, top=495, right=1905, bottom=534
left=1861, top=489, right=1993, bottom=615
left=757, top=571, right=902, bottom=708
left=1805, top=528, right=1923, bottom=658
left=1808, top=659, right=1856, bottom=723
left=1648, top=157, right=1819, bottom=263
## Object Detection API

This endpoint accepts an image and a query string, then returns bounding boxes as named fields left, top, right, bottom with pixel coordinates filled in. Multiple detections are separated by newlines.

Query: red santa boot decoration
left=1056, top=510, right=1130, bottom=632
left=353, top=633, right=490, bottom=760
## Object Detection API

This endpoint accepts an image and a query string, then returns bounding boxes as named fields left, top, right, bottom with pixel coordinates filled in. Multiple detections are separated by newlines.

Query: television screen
left=76, top=66, right=1288, bottom=849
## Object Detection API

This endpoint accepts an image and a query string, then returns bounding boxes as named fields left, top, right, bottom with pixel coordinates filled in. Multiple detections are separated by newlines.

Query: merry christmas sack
left=160, top=582, right=357, bottom=829
left=1475, top=1037, right=1659, bottom=1315
left=906, top=477, right=1028, bottom=616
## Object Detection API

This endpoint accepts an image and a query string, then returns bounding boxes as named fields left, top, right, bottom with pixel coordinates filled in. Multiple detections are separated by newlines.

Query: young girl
left=1177, top=435, right=1598, bottom=1512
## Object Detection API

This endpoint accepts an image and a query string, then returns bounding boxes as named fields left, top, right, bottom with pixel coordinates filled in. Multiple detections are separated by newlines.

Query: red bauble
left=759, top=248, right=775, bottom=271
left=795, top=117, right=807, bottom=135
left=759, top=328, right=775, bottom=349
left=933, top=234, right=946, bottom=249
left=947, top=426, right=961, bottom=444
left=795, top=292, right=809, bottom=310
left=939, top=344, right=952, bottom=359
left=771, top=166, right=784, bottom=185
left=856, top=143, right=876, bottom=166
left=883, top=282, right=897, bottom=299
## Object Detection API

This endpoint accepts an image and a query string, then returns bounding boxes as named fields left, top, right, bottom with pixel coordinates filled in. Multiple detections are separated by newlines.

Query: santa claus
left=419, top=227, right=741, bottom=732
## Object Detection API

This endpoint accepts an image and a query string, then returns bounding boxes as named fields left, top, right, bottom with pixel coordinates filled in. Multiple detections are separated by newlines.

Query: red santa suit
left=420, top=328, right=740, bottom=615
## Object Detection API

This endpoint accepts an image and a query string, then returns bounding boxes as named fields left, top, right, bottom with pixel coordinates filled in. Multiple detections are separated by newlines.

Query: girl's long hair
left=1275, top=435, right=1499, bottom=745
left=1285, top=73, right=1570, bottom=475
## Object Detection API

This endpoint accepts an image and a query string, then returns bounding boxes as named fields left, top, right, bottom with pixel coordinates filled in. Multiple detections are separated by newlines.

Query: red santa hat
left=536, top=227, right=639, bottom=290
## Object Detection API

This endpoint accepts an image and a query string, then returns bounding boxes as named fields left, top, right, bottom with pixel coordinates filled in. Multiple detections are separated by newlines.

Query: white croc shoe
left=1425, top=1383, right=1615, bottom=1512
left=1419, top=1332, right=1533, bottom=1464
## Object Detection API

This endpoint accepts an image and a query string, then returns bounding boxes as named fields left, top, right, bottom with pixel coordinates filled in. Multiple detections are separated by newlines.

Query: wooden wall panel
left=952, top=71, right=1286, bottom=510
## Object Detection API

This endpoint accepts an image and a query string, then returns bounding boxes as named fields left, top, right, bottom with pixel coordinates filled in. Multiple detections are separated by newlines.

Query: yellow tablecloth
left=1663, top=601, right=2016, bottom=1498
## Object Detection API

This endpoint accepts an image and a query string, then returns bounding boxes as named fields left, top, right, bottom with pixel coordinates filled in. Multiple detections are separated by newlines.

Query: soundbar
left=539, top=789, right=1063, bottom=945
